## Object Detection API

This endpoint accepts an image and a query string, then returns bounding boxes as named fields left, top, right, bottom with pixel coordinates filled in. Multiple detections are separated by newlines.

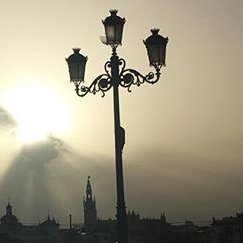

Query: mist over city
left=0, top=1, right=242, bottom=242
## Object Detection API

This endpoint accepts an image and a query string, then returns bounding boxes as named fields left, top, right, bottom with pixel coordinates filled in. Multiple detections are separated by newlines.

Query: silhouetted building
left=0, top=204, right=61, bottom=243
left=39, top=213, right=59, bottom=237
left=211, top=213, right=243, bottom=243
left=83, top=176, right=97, bottom=232
left=0, top=202, right=22, bottom=234
left=0, top=178, right=218, bottom=243
left=1, top=202, right=20, bottom=226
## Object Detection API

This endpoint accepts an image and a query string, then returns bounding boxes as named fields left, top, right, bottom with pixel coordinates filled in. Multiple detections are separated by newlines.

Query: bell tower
left=83, top=176, right=97, bottom=232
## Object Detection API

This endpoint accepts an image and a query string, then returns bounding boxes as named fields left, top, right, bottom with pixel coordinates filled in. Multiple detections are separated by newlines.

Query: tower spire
left=83, top=176, right=97, bottom=232
left=86, top=175, right=92, bottom=199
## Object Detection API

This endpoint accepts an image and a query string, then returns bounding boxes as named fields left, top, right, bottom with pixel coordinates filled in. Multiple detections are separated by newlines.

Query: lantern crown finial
left=66, top=48, right=87, bottom=63
left=72, top=48, right=81, bottom=53
left=110, top=9, right=118, bottom=15
left=103, top=9, right=125, bottom=25
left=151, top=28, right=160, bottom=35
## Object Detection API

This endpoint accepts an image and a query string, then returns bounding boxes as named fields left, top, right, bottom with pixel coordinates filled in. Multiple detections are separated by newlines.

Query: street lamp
left=66, top=10, right=168, bottom=243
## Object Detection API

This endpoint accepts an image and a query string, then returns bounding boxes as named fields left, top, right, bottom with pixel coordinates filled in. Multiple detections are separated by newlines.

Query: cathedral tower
left=83, top=176, right=97, bottom=232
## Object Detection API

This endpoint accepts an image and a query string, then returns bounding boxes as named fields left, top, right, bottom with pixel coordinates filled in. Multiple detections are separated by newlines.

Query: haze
left=0, top=0, right=242, bottom=225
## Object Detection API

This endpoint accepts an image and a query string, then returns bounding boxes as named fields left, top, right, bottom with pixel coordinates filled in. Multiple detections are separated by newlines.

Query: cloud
left=0, top=106, right=16, bottom=132
left=0, top=136, right=115, bottom=224
left=0, top=106, right=19, bottom=177
left=0, top=139, right=58, bottom=220
left=0, top=107, right=116, bottom=223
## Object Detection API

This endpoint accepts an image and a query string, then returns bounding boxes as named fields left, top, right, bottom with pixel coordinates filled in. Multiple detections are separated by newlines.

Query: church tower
left=0, top=201, right=20, bottom=226
left=83, top=176, right=97, bottom=232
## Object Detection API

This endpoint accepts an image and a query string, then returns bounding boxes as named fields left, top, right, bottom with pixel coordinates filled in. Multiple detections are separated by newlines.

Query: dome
left=0, top=202, right=19, bottom=225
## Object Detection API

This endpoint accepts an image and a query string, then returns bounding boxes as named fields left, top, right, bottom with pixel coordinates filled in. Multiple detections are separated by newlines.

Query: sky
left=0, top=0, right=243, bottom=225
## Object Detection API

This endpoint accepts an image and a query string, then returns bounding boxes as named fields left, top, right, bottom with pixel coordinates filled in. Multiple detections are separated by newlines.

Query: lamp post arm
left=118, top=59, right=161, bottom=92
left=75, top=61, right=113, bottom=98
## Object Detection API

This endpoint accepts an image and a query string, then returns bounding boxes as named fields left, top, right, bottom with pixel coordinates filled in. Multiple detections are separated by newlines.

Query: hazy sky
left=0, top=0, right=243, bottom=225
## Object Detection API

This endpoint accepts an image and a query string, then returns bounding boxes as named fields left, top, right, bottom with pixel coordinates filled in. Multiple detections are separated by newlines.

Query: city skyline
left=0, top=175, right=239, bottom=227
left=0, top=0, right=243, bottom=225
left=0, top=175, right=214, bottom=226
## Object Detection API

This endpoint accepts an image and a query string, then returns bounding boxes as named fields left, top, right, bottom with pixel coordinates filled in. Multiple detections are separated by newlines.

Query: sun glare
left=3, top=83, right=70, bottom=144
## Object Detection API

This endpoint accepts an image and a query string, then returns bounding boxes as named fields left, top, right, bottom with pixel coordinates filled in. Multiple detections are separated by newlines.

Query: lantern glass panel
left=105, top=25, right=116, bottom=44
left=68, top=62, right=85, bottom=82
left=147, top=44, right=166, bottom=67
left=105, top=24, right=124, bottom=45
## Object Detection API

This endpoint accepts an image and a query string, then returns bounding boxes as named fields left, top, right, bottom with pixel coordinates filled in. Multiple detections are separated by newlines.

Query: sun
left=3, top=83, right=70, bottom=143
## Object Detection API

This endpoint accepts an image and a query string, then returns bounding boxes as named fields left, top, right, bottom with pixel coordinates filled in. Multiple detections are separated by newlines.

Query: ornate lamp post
left=66, top=10, right=168, bottom=243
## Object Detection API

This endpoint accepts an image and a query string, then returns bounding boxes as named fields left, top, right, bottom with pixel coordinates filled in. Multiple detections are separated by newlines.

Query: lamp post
left=66, top=10, right=168, bottom=243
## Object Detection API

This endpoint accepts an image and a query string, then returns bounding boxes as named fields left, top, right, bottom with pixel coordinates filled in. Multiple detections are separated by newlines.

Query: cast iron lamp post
left=66, top=10, right=168, bottom=243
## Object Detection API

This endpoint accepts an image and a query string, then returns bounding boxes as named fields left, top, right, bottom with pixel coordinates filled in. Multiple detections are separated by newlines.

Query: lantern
left=144, top=29, right=168, bottom=70
left=66, top=48, right=87, bottom=85
left=102, top=10, right=126, bottom=46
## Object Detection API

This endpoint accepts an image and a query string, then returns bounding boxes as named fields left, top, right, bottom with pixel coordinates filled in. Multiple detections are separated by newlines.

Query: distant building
left=83, top=176, right=97, bottom=232
left=39, top=213, right=59, bottom=237
left=0, top=203, right=60, bottom=243
left=1, top=202, right=20, bottom=226
left=126, top=210, right=173, bottom=243
left=80, top=177, right=213, bottom=243
left=211, top=213, right=243, bottom=243
left=0, top=177, right=218, bottom=243
left=0, top=202, right=22, bottom=234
